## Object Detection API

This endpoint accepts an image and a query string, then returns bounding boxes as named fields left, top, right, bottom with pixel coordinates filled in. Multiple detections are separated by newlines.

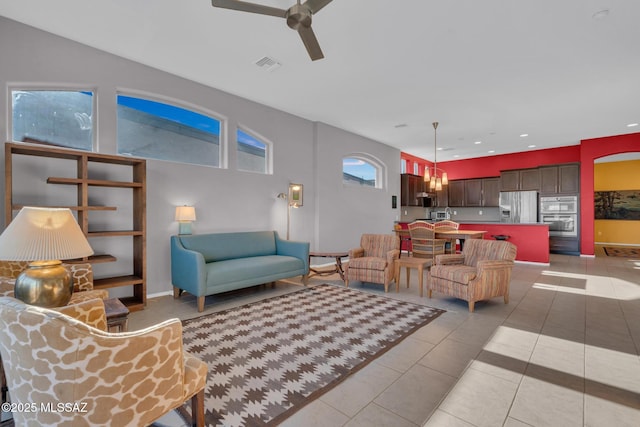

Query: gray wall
left=0, top=17, right=401, bottom=297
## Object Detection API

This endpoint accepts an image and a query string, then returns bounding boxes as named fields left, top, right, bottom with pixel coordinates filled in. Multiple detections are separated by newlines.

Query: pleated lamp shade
left=0, top=207, right=94, bottom=261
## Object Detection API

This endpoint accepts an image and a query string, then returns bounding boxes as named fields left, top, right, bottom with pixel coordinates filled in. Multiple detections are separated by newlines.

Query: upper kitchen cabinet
left=433, top=187, right=448, bottom=207
left=448, top=180, right=465, bottom=207
left=540, top=163, right=580, bottom=195
left=464, top=179, right=483, bottom=206
left=400, top=173, right=425, bottom=206
left=500, top=168, right=540, bottom=192
left=449, top=177, right=500, bottom=207
left=482, top=177, right=501, bottom=207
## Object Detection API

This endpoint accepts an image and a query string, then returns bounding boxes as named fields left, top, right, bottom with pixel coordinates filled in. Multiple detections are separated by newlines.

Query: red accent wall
left=401, top=145, right=581, bottom=180
left=459, top=223, right=550, bottom=263
left=580, top=132, right=640, bottom=255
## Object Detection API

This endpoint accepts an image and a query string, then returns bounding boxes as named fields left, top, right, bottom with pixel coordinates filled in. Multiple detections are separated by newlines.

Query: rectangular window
left=11, top=89, right=94, bottom=151
left=117, top=95, right=221, bottom=167
left=237, top=128, right=269, bottom=174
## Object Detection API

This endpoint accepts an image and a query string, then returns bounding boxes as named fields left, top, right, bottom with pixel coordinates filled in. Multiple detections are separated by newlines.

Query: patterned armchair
left=0, top=261, right=108, bottom=303
left=408, top=221, right=447, bottom=259
left=428, top=239, right=517, bottom=312
left=0, top=296, right=207, bottom=427
left=345, top=234, right=400, bottom=292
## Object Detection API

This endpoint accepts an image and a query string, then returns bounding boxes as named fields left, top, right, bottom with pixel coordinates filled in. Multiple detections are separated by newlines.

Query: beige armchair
left=428, top=239, right=517, bottom=312
left=345, top=234, right=400, bottom=292
left=0, top=296, right=207, bottom=427
left=408, top=221, right=447, bottom=259
left=0, top=261, right=108, bottom=303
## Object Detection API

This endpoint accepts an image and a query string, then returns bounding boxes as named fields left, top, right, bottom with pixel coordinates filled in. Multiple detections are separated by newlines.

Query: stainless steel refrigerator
left=499, top=191, right=538, bottom=223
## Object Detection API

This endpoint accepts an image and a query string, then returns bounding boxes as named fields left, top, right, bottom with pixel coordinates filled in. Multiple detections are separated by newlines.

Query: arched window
left=117, top=94, right=222, bottom=167
left=343, top=154, right=385, bottom=189
left=237, top=127, right=272, bottom=174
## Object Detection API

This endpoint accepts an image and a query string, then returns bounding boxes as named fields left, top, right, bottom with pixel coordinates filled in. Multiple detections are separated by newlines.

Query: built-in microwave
left=431, top=211, right=450, bottom=220
left=540, top=195, right=578, bottom=214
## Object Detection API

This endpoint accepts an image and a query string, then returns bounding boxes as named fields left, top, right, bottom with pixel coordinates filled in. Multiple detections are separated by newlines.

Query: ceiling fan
left=211, top=0, right=334, bottom=61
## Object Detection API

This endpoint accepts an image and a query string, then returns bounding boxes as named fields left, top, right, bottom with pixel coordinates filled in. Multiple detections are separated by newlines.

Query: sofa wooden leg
left=504, top=293, right=509, bottom=304
left=427, top=289, right=432, bottom=298
left=197, top=296, right=205, bottom=313
left=173, top=287, right=181, bottom=299
left=345, top=278, right=349, bottom=287
left=468, top=301, right=475, bottom=312
left=302, top=274, right=308, bottom=285
left=191, top=388, right=205, bottom=427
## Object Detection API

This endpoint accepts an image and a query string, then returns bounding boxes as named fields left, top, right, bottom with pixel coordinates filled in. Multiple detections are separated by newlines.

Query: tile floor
left=137, top=247, right=640, bottom=427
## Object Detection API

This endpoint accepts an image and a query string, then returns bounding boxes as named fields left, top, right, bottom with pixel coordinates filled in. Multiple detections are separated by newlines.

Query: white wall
left=0, top=17, right=401, bottom=297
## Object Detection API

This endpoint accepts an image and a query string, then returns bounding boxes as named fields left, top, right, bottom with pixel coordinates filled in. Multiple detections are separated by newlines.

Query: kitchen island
left=458, top=222, right=550, bottom=264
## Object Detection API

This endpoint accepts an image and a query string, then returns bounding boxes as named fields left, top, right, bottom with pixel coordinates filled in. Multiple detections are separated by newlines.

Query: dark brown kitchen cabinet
left=401, top=173, right=424, bottom=206
left=482, top=177, right=501, bottom=207
left=500, top=170, right=519, bottom=192
left=558, top=164, right=580, bottom=194
left=540, top=164, right=579, bottom=195
left=539, top=166, right=558, bottom=194
left=448, top=180, right=465, bottom=207
left=500, top=168, right=539, bottom=192
left=434, top=188, right=448, bottom=207
left=449, top=177, right=499, bottom=207
left=464, top=179, right=483, bottom=206
left=549, top=236, right=580, bottom=254
left=519, top=169, right=541, bottom=191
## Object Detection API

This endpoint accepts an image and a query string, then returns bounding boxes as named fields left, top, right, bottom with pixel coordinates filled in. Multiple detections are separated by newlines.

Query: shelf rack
left=4, top=142, right=147, bottom=311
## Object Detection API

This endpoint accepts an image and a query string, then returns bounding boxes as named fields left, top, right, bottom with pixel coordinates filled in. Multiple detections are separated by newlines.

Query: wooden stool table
left=309, top=251, right=349, bottom=281
left=394, top=257, right=433, bottom=297
left=104, top=298, right=130, bottom=332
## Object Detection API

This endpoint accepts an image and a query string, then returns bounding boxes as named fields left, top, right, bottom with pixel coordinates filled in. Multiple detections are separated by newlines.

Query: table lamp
left=0, top=207, right=94, bottom=307
left=175, top=205, right=196, bottom=235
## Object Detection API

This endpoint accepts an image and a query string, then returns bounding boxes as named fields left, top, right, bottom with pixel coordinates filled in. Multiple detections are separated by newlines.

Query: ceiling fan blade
left=298, top=25, right=324, bottom=61
left=211, top=0, right=287, bottom=18
left=303, top=0, right=333, bottom=14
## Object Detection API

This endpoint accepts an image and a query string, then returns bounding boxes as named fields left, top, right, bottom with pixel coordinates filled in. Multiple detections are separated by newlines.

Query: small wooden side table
left=309, top=251, right=349, bottom=281
left=104, top=298, right=130, bottom=332
left=394, top=257, right=433, bottom=297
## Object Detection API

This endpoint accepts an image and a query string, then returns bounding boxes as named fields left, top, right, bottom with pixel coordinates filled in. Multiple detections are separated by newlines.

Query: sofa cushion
left=430, top=265, right=477, bottom=285
left=206, top=255, right=304, bottom=287
left=178, top=231, right=277, bottom=262
left=348, top=256, right=388, bottom=272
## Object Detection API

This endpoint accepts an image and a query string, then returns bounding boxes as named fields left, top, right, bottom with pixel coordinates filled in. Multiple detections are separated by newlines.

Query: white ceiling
left=1, top=0, right=640, bottom=162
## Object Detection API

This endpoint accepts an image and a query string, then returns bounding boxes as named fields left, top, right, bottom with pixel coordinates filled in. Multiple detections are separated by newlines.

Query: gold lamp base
left=14, top=260, right=73, bottom=308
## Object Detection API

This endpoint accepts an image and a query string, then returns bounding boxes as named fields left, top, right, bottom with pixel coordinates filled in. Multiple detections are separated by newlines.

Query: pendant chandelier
left=423, top=121, right=448, bottom=191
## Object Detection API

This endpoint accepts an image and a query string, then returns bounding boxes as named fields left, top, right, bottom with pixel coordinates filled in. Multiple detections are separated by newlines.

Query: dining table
left=394, top=228, right=488, bottom=254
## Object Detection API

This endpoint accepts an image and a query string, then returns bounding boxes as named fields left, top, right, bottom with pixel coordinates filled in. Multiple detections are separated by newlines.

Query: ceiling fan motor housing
left=286, top=4, right=312, bottom=30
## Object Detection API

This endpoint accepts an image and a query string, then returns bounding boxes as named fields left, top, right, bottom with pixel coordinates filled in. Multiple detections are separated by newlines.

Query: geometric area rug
left=179, top=284, right=445, bottom=426
left=603, top=246, right=640, bottom=258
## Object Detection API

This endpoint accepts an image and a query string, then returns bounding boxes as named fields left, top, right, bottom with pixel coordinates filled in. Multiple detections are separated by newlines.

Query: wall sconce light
left=0, top=207, right=94, bottom=307
left=175, top=205, right=196, bottom=235
left=288, top=183, right=303, bottom=207
left=277, top=184, right=303, bottom=240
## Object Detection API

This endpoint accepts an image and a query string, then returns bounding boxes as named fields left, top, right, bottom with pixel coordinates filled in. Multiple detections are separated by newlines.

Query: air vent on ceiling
left=254, top=56, right=281, bottom=72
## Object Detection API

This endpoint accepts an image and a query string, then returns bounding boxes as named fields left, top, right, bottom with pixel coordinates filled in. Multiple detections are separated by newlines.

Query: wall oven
left=541, top=213, right=578, bottom=237
left=540, top=195, right=578, bottom=237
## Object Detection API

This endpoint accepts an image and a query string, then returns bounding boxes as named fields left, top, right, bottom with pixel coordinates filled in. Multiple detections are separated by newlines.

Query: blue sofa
left=171, top=231, right=309, bottom=312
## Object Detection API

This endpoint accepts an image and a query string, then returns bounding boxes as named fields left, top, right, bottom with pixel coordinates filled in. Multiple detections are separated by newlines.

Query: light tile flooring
left=137, top=247, right=640, bottom=427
